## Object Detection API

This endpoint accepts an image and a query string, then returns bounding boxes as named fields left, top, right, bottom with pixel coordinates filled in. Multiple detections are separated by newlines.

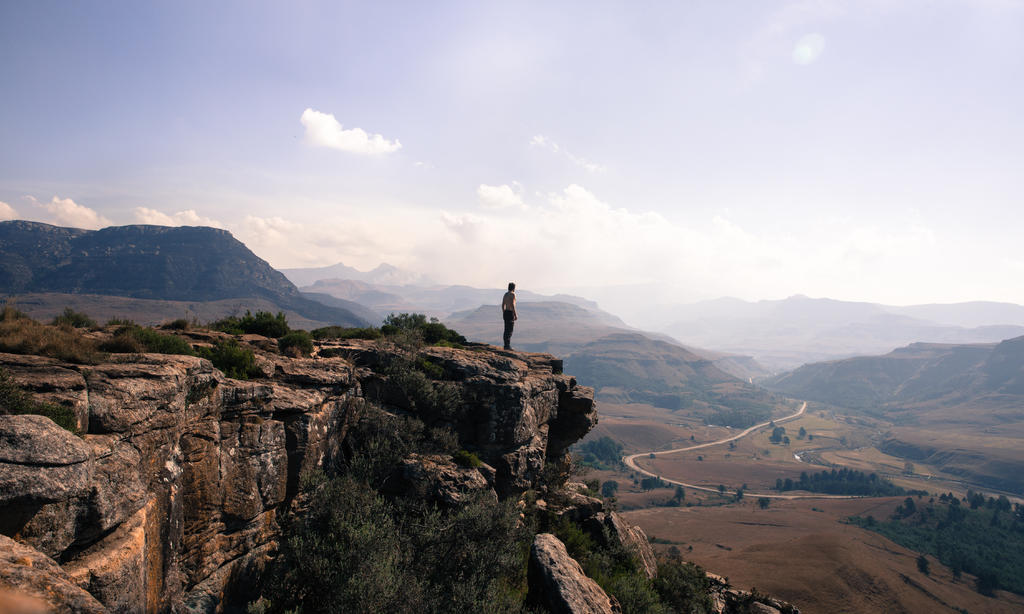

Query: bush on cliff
left=195, top=339, right=263, bottom=380
left=278, top=330, right=314, bottom=357
left=100, top=324, right=195, bottom=356
left=52, top=307, right=97, bottom=329
left=0, top=367, right=78, bottom=433
left=212, top=310, right=290, bottom=338
left=0, top=306, right=103, bottom=364
left=255, top=399, right=532, bottom=614
left=381, top=313, right=467, bottom=347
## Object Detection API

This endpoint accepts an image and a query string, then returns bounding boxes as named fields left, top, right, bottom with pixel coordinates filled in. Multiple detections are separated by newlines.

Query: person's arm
left=513, top=295, right=518, bottom=319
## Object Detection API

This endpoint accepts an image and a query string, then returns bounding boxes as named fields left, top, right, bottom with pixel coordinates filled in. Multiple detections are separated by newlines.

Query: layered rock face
left=0, top=340, right=597, bottom=612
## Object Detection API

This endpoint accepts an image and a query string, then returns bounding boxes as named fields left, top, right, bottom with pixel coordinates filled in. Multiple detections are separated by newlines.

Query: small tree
left=601, top=480, right=619, bottom=498
left=916, top=554, right=929, bottom=576
left=758, top=497, right=770, bottom=510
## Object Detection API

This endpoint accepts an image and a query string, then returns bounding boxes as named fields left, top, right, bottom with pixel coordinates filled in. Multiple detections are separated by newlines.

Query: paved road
left=622, top=402, right=863, bottom=500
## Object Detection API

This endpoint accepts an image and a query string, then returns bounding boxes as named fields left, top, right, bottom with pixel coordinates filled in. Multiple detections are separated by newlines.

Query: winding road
left=622, top=401, right=864, bottom=500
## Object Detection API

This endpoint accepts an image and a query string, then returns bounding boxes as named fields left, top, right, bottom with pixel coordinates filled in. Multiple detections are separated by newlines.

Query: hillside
left=764, top=336, right=1024, bottom=493
left=765, top=337, right=1024, bottom=416
left=0, top=221, right=370, bottom=327
left=564, top=332, right=780, bottom=426
left=661, top=295, right=1024, bottom=371
left=445, top=302, right=768, bottom=381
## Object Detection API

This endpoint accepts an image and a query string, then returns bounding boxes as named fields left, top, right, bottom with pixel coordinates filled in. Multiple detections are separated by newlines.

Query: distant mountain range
left=660, top=295, right=1024, bottom=371
left=280, top=262, right=434, bottom=288
left=0, top=221, right=371, bottom=327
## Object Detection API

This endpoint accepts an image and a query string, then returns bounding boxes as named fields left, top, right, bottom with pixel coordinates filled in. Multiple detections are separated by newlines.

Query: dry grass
left=0, top=305, right=103, bottom=364
left=624, top=500, right=1024, bottom=614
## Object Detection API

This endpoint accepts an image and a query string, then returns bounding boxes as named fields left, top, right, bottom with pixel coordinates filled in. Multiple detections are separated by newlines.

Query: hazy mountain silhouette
left=662, top=295, right=1024, bottom=371
left=280, top=261, right=434, bottom=287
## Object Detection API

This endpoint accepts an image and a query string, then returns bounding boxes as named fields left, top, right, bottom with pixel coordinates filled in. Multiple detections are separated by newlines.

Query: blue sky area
left=1, top=1, right=1022, bottom=310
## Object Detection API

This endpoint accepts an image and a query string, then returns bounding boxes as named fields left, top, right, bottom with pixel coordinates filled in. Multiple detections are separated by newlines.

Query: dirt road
left=622, top=402, right=862, bottom=499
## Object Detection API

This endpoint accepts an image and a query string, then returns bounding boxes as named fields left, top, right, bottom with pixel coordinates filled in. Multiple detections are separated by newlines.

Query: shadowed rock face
left=0, top=340, right=596, bottom=612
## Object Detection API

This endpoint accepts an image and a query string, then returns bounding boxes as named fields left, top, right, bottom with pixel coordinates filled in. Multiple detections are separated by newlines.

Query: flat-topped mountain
left=0, top=221, right=370, bottom=326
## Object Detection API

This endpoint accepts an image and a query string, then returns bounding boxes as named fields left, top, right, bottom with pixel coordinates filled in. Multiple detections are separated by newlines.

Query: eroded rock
left=529, top=533, right=621, bottom=614
left=0, top=534, right=106, bottom=614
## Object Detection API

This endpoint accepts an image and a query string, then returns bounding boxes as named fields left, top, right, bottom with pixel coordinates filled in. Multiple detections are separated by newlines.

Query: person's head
left=508, top=282, right=516, bottom=292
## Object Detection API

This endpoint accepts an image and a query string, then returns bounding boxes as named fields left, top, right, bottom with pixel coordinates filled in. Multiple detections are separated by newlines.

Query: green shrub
left=212, top=311, right=290, bottom=338
left=162, top=318, right=191, bottom=330
left=453, top=449, right=482, bottom=468
left=278, top=331, right=314, bottom=357
left=0, top=309, right=103, bottom=364
left=653, top=561, right=714, bottom=613
left=311, top=326, right=382, bottom=340
left=196, top=339, right=262, bottom=380
left=106, top=317, right=135, bottom=326
left=0, top=368, right=79, bottom=433
left=100, top=325, right=195, bottom=356
left=381, top=313, right=466, bottom=347
left=258, top=473, right=531, bottom=614
left=52, top=307, right=97, bottom=329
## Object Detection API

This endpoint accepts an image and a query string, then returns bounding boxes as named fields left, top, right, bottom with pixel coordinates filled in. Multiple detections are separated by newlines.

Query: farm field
left=623, top=498, right=1024, bottom=614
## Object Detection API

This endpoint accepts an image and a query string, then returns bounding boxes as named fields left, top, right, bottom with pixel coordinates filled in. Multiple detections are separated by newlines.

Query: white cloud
left=792, top=33, right=826, bottom=65
left=27, top=195, right=111, bottom=229
left=477, top=184, right=525, bottom=209
left=133, top=207, right=224, bottom=228
left=0, top=201, right=17, bottom=221
left=529, top=134, right=605, bottom=173
left=300, top=108, right=402, bottom=154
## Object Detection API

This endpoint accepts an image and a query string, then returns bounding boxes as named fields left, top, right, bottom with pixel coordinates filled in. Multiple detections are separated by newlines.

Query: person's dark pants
left=503, top=310, right=515, bottom=349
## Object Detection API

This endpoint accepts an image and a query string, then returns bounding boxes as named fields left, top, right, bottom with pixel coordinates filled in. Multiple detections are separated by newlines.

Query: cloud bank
left=0, top=201, right=17, bottom=221
left=26, top=196, right=111, bottom=229
left=300, top=108, right=402, bottom=154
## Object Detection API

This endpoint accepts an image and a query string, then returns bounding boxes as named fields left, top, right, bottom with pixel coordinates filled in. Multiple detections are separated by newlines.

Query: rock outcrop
left=528, top=533, right=621, bottom=614
left=0, top=339, right=597, bottom=612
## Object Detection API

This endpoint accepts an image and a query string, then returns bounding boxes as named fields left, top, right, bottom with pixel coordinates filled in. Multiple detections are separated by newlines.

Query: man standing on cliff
left=502, top=282, right=517, bottom=350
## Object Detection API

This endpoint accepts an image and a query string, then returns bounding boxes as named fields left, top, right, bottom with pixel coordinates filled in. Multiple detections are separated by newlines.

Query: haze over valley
left=2, top=2, right=1023, bottom=613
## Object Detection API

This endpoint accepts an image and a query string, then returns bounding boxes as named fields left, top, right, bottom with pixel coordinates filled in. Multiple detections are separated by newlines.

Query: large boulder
left=529, top=533, right=621, bottom=614
left=0, top=414, right=92, bottom=507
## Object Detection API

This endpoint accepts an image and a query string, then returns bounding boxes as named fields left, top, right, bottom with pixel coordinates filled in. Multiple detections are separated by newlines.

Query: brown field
left=588, top=400, right=734, bottom=453
left=623, top=498, right=1024, bottom=614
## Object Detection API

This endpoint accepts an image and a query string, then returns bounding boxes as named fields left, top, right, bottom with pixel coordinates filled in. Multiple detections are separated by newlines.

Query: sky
left=2, top=0, right=1023, bottom=316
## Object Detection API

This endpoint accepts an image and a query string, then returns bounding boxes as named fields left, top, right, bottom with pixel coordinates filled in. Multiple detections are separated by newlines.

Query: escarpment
left=0, top=339, right=598, bottom=611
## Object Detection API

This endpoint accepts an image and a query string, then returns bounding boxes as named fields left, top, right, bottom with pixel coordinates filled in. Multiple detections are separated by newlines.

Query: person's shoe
left=504, top=345, right=511, bottom=350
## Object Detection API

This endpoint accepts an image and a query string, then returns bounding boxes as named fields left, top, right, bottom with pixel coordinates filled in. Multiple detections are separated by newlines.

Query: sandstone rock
left=0, top=415, right=92, bottom=507
left=0, top=340, right=599, bottom=612
left=65, top=500, right=151, bottom=613
left=529, top=533, right=621, bottom=614
left=389, top=453, right=495, bottom=506
left=0, top=535, right=106, bottom=613
left=2, top=353, right=90, bottom=432
left=585, top=512, right=658, bottom=580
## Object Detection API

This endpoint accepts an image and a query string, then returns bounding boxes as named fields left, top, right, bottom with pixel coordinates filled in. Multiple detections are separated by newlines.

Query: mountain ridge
left=0, top=221, right=370, bottom=327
